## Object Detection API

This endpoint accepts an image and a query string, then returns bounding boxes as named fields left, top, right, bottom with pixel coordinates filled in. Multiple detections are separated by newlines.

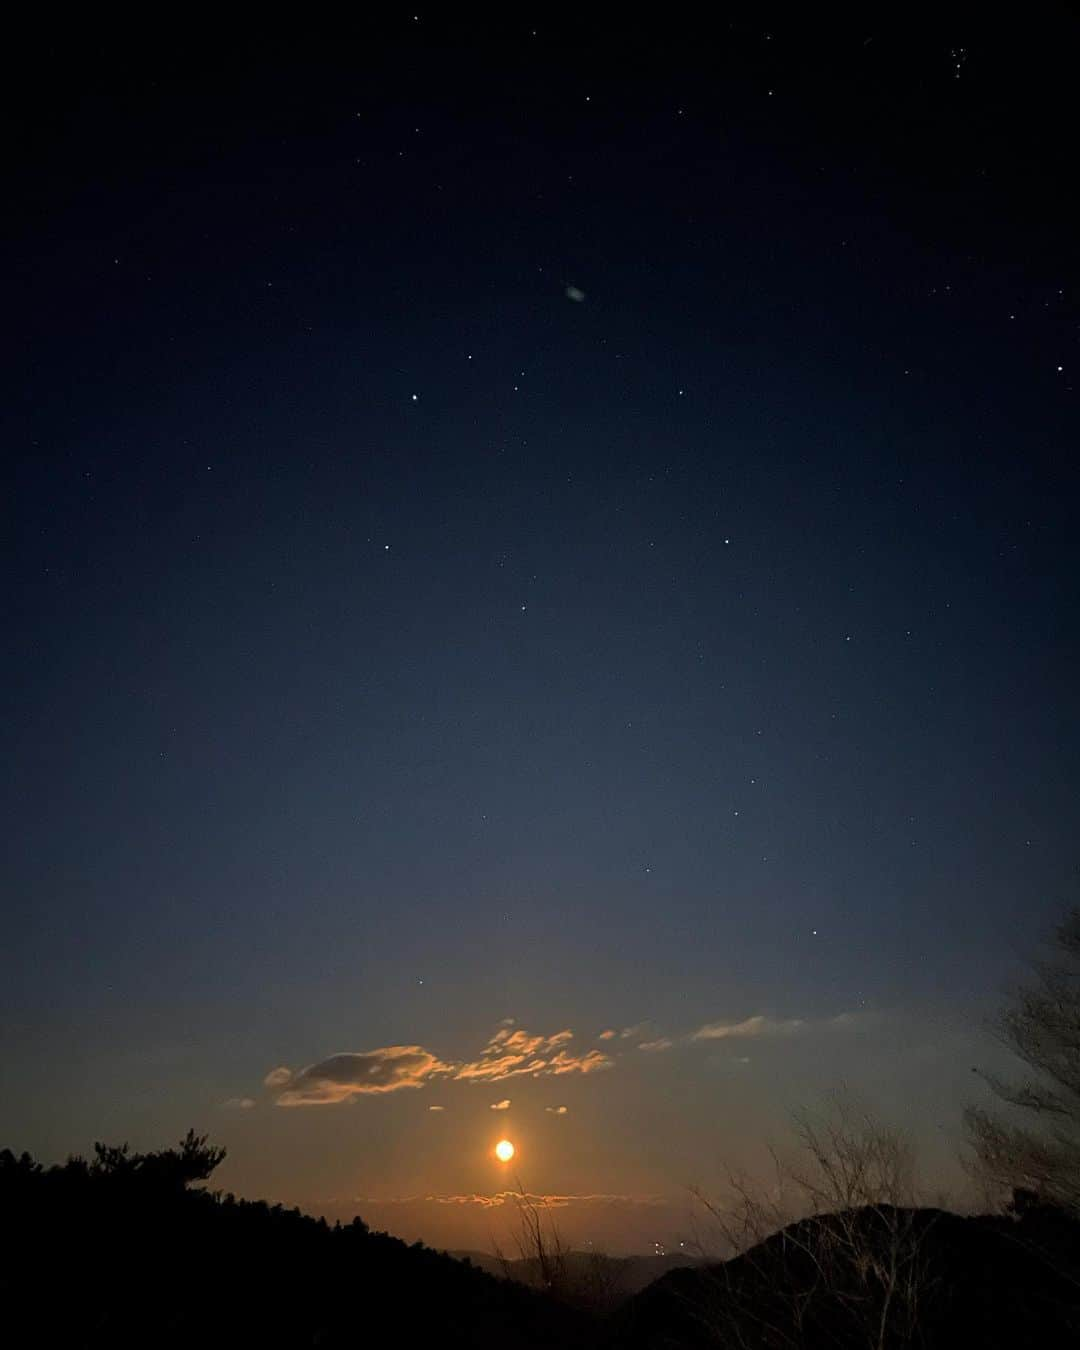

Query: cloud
left=431, top=1193, right=510, bottom=1209
left=490, top=1099, right=511, bottom=1111
left=547, top=1048, right=612, bottom=1075
left=690, top=1014, right=805, bottom=1041
left=565, top=284, right=586, bottom=302
left=546, top=1105, right=568, bottom=1115
left=330, top=1191, right=690, bottom=1255
left=414, top=1192, right=662, bottom=1209
left=428, top=1105, right=445, bottom=1112
left=221, top=1096, right=256, bottom=1110
left=267, top=1047, right=455, bottom=1106
left=259, top=1013, right=866, bottom=1108
left=264, top=1024, right=612, bottom=1107
left=454, top=1027, right=612, bottom=1083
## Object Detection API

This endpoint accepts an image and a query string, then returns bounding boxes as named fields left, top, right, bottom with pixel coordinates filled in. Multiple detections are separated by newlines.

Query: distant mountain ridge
left=609, top=1202, right=1080, bottom=1348
left=449, top=1249, right=704, bottom=1304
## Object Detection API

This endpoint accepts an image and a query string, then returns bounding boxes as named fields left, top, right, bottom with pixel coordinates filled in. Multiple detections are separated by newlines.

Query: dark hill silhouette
left=0, top=1133, right=592, bottom=1348
left=7, top=1135, right=1080, bottom=1347
left=610, top=1200, right=1080, bottom=1349
left=450, top=1249, right=705, bottom=1310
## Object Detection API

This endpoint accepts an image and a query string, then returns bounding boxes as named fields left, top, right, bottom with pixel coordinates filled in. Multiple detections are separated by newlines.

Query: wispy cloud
left=409, top=1192, right=664, bottom=1209
left=454, top=1027, right=612, bottom=1083
left=618, top=1023, right=650, bottom=1040
left=221, top=1096, right=256, bottom=1110
left=260, top=1012, right=861, bottom=1107
left=264, top=1025, right=612, bottom=1107
left=428, top=1105, right=445, bottom=1112
left=327, top=1190, right=691, bottom=1254
left=267, top=1047, right=455, bottom=1106
left=690, top=1014, right=805, bottom=1041
left=548, top=1048, right=612, bottom=1075
left=546, top=1105, right=568, bottom=1115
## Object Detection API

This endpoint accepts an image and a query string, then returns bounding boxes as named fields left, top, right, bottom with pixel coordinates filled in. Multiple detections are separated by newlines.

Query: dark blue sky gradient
left=3, top=12, right=1078, bottom=1248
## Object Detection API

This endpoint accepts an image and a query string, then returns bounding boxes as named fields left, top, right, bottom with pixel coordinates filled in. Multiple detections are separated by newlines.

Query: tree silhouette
left=85, top=1129, right=226, bottom=1187
left=0, top=1131, right=591, bottom=1348
left=965, top=907, right=1080, bottom=1215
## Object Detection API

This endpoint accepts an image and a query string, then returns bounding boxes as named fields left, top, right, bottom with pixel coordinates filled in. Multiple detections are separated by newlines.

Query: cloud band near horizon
left=265, top=1024, right=614, bottom=1106
left=262, top=1010, right=862, bottom=1106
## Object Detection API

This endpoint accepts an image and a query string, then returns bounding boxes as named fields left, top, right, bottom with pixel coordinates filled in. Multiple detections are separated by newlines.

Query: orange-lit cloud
left=267, top=1047, right=455, bottom=1105
left=326, top=1190, right=696, bottom=1255
left=453, top=1026, right=612, bottom=1083
left=546, top=1047, right=612, bottom=1075
left=260, top=1014, right=856, bottom=1108
left=411, top=1192, right=664, bottom=1209
left=264, top=1024, right=613, bottom=1107
left=427, top=1105, right=445, bottom=1111
left=545, top=1105, right=568, bottom=1114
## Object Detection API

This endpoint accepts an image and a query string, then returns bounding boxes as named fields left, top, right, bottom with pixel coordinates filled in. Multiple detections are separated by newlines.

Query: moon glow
left=494, top=1139, right=515, bottom=1162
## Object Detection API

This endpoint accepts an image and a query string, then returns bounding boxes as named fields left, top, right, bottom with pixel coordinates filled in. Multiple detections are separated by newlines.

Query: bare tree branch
left=965, top=907, right=1080, bottom=1216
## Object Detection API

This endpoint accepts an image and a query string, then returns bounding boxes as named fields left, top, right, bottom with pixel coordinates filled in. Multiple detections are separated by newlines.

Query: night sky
left=4, top=12, right=1078, bottom=1254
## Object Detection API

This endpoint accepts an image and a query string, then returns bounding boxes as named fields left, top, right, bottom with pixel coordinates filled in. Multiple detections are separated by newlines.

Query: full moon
left=494, top=1139, right=515, bottom=1162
